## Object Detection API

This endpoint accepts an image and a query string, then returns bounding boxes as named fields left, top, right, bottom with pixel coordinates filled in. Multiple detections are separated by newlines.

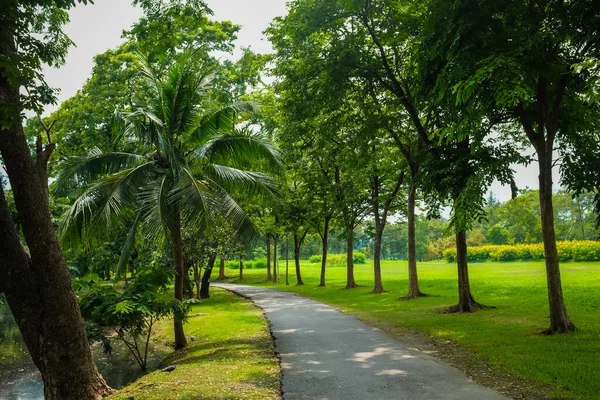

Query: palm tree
left=57, top=52, right=281, bottom=349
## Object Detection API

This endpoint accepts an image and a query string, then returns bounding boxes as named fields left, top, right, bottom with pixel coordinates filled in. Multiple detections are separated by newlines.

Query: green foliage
left=0, top=0, right=88, bottom=125
left=443, top=241, right=600, bottom=263
left=309, top=252, right=366, bottom=265
left=225, top=259, right=267, bottom=270
left=353, top=251, right=367, bottom=264
left=79, top=265, right=186, bottom=370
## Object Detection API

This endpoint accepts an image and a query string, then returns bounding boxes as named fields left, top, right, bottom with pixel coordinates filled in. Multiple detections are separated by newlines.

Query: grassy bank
left=228, top=259, right=600, bottom=400
left=110, top=288, right=280, bottom=400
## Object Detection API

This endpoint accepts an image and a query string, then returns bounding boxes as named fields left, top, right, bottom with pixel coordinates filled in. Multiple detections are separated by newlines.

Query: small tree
left=79, top=266, right=187, bottom=371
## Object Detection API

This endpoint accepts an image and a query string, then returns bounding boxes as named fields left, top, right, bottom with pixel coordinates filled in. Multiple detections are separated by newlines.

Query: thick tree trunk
left=537, top=148, right=575, bottom=333
left=445, top=231, right=487, bottom=313
left=200, top=255, right=216, bottom=299
left=319, top=218, right=330, bottom=287
left=239, top=259, right=244, bottom=280
left=0, top=54, right=112, bottom=398
left=171, top=213, right=187, bottom=350
left=285, top=239, right=290, bottom=286
left=400, top=183, right=427, bottom=300
left=273, top=236, right=278, bottom=283
left=371, top=226, right=385, bottom=293
left=345, top=228, right=358, bottom=289
left=217, top=258, right=227, bottom=280
left=294, top=234, right=304, bottom=286
left=266, top=234, right=272, bottom=281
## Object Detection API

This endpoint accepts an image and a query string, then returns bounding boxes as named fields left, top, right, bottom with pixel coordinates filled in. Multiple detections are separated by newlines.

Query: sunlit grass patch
left=109, top=288, right=280, bottom=400
left=232, top=259, right=600, bottom=400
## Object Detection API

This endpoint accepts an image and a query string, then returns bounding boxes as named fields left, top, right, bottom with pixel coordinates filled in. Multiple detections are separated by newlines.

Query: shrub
left=442, top=240, right=600, bottom=263
left=353, top=252, right=367, bottom=264
left=251, top=259, right=267, bottom=269
left=225, top=260, right=240, bottom=270
left=308, top=253, right=366, bottom=265
left=309, top=255, right=321, bottom=263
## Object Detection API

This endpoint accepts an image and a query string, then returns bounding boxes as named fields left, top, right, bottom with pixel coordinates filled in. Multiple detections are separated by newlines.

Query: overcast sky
left=38, top=0, right=553, bottom=203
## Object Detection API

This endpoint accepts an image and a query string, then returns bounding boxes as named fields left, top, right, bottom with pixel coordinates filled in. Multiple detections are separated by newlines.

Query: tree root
left=398, top=291, right=430, bottom=301
left=540, top=320, right=576, bottom=335
left=443, top=297, right=495, bottom=313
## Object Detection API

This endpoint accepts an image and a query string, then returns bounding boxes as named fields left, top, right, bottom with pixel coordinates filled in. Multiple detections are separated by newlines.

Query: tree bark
left=200, top=255, right=217, bottom=299
left=371, top=225, right=385, bottom=293
left=445, top=231, right=487, bottom=313
left=400, top=183, right=427, bottom=299
left=217, top=258, right=227, bottom=280
left=537, top=146, right=575, bottom=333
left=345, top=228, right=358, bottom=289
left=0, top=46, right=112, bottom=398
left=171, top=213, right=187, bottom=350
left=193, top=265, right=201, bottom=300
left=239, top=259, right=244, bottom=280
left=273, top=235, right=278, bottom=283
left=319, top=217, right=330, bottom=287
left=266, top=234, right=272, bottom=281
left=285, top=239, right=290, bottom=286
left=294, top=233, right=305, bottom=286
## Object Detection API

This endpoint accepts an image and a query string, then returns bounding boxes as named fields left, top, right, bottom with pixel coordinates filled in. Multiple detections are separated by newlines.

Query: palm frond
left=170, top=167, right=216, bottom=232
left=196, top=130, right=283, bottom=175
left=53, top=148, right=145, bottom=197
left=207, top=180, right=259, bottom=245
left=188, top=102, right=257, bottom=145
left=116, top=213, right=141, bottom=280
left=60, top=162, right=156, bottom=250
left=138, top=175, right=175, bottom=241
left=200, top=164, right=280, bottom=202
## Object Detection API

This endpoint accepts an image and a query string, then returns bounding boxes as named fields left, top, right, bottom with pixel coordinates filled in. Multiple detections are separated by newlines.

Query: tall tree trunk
left=371, top=226, right=385, bottom=293
left=445, top=231, right=486, bottom=313
left=193, top=265, right=201, bottom=300
left=217, top=258, right=227, bottom=280
left=273, top=236, right=278, bottom=283
left=200, top=255, right=216, bottom=299
left=266, top=234, right=272, bottom=281
left=319, top=217, right=330, bottom=287
left=538, top=147, right=575, bottom=333
left=345, top=227, right=358, bottom=289
left=172, top=213, right=187, bottom=350
left=294, top=233, right=304, bottom=286
left=400, top=183, right=427, bottom=299
left=239, top=259, right=244, bottom=280
left=285, top=239, right=290, bottom=286
left=0, top=55, right=112, bottom=398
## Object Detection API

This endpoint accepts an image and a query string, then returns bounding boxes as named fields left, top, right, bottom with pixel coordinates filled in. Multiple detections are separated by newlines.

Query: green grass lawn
left=110, top=288, right=280, bottom=400
left=227, top=259, right=600, bottom=400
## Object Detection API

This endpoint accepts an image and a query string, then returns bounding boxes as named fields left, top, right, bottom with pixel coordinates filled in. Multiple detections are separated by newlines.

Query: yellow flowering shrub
left=443, top=241, right=600, bottom=262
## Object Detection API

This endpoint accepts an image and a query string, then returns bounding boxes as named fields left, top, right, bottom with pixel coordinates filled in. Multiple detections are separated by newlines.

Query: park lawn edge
left=108, top=287, right=281, bottom=400
left=225, top=260, right=600, bottom=400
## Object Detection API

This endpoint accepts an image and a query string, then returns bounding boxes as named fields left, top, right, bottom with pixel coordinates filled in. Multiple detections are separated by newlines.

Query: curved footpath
left=214, top=283, right=506, bottom=400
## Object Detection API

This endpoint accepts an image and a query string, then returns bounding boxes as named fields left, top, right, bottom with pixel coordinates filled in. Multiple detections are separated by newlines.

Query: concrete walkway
left=214, top=283, right=506, bottom=400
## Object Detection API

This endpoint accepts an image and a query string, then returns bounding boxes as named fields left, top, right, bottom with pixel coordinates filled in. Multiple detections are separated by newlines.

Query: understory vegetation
left=109, top=288, right=280, bottom=400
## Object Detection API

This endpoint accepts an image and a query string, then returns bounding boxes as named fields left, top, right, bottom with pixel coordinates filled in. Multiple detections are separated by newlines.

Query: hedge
left=309, top=252, right=367, bottom=265
left=443, top=241, right=600, bottom=263
left=225, top=259, right=267, bottom=269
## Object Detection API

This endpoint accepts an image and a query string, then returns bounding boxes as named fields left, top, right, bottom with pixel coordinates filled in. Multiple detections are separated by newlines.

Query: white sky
left=37, top=0, right=552, bottom=203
